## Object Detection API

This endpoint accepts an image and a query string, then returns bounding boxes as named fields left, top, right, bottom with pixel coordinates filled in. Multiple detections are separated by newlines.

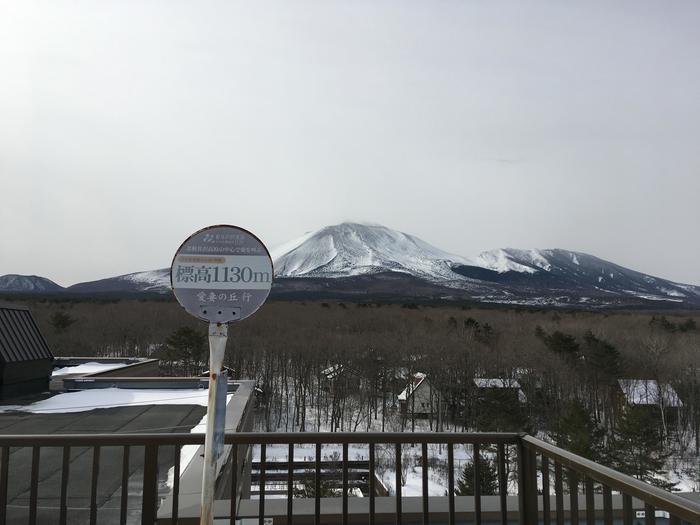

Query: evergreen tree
left=475, top=388, right=529, bottom=432
left=50, top=311, right=76, bottom=333
left=293, top=477, right=339, bottom=498
left=554, top=401, right=605, bottom=461
left=609, top=407, right=676, bottom=490
left=679, top=318, right=697, bottom=332
left=456, top=455, right=499, bottom=496
left=536, top=328, right=580, bottom=361
left=164, top=326, right=206, bottom=372
left=582, top=331, right=621, bottom=380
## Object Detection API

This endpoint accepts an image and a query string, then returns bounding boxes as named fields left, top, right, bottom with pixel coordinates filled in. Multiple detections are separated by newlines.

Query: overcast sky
left=1, top=0, right=699, bottom=286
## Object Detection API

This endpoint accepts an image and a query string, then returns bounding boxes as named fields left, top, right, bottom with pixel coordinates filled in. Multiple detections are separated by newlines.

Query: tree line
left=11, top=296, right=700, bottom=488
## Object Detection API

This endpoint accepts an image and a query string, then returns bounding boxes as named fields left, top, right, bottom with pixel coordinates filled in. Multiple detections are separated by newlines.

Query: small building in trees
left=616, top=379, right=683, bottom=431
left=0, top=304, right=54, bottom=399
left=472, top=377, right=529, bottom=431
left=473, top=378, right=528, bottom=403
left=320, top=364, right=362, bottom=391
left=616, top=379, right=682, bottom=409
left=398, top=372, right=438, bottom=416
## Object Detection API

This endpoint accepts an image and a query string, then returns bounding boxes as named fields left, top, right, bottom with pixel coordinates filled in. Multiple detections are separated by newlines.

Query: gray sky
left=1, top=0, right=699, bottom=287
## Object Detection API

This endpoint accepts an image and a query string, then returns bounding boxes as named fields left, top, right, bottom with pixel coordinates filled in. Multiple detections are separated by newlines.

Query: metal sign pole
left=170, top=224, right=273, bottom=525
left=200, top=322, right=228, bottom=525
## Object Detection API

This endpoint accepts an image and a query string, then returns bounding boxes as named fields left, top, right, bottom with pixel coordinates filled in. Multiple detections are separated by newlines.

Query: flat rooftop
left=0, top=380, right=255, bottom=525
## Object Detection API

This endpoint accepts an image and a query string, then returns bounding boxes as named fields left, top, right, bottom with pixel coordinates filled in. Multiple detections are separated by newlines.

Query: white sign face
left=170, top=225, right=273, bottom=323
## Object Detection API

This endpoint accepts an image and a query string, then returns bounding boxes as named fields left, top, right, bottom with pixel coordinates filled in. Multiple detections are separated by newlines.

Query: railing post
left=421, top=442, right=429, bottom=525
left=447, top=443, right=454, bottom=525
left=0, top=447, right=7, bottom=525
left=141, top=444, right=159, bottom=525
left=518, top=436, right=537, bottom=525
left=585, top=476, right=594, bottom=525
left=259, top=444, right=267, bottom=525
left=474, top=443, right=482, bottom=525
left=286, top=443, right=292, bottom=525
left=498, top=443, right=508, bottom=525
left=554, top=462, right=564, bottom=525
left=541, top=455, right=550, bottom=525
left=89, top=446, right=101, bottom=525
left=518, top=438, right=526, bottom=525
left=369, top=442, right=376, bottom=525
left=29, top=446, right=40, bottom=525
left=342, top=442, right=349, bottom=525
left=60, top=446, right=70, bottom=525
left=231, top=444, right=240, bottom=525
left=396, top=443, right=403, bottom=525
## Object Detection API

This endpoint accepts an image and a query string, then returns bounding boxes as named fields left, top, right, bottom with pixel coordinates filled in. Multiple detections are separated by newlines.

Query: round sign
left=170, top=225, right=273, bottom=323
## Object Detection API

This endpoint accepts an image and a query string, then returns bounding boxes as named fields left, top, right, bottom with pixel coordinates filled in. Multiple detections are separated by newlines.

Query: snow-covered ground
left=251, top=403, right=519, bottom=498
left=254, top=384, right=700, bottom=496
left=51, top=361, right=128, bottom=377
left=249, top=440, right=509, bottom=498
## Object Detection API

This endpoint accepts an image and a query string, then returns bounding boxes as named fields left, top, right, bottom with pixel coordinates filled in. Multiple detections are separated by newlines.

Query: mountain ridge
left=2, top=222, right=699, bottom=308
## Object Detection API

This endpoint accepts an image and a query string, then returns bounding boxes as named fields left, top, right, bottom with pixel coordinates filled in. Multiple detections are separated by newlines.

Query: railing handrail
left=2, top=430, right=698, bottom=524
left=522, top=434, right=700, bottom=523
left=0, top=431, right=522, bottom=446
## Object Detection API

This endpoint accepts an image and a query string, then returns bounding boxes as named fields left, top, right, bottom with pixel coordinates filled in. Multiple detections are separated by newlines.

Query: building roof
left=321, top=364, right=361, bottom=380
left=617, top=379, right=683, bottom=408
left=398, top=372, right=427, bottom=401
left=474, top=378, right=521, bottom=389
left=474, top=378, right=528, bottom=403
left=0, top=304, right=53, bottom=363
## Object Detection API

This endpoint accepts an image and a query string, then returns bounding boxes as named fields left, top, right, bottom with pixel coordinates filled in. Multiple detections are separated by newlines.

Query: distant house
left=473, top=377, right=528, bottom=403
left=398, top=373, right=437, bottom=416
left=0, top=304, right=54, bottom=399
left=616, top=379, right=682, bottom=408
left=616, top=379, right=683, bottom=431
left=320, top=364, right=362, bottom=390
left=471, top=377, right=529, bottom=431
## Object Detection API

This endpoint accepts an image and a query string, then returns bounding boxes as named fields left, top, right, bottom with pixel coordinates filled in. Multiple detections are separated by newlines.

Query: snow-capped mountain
left=270, top=224, right=700, bottom=306
left=0, top=274, right=65, bottom=293
left=272, top=222, right=470, bottom=284
left=2, top=222, right=699, bottom=308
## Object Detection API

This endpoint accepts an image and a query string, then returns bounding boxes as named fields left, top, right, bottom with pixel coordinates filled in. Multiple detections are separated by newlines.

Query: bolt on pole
left=200, top=322, right=228, bottom=525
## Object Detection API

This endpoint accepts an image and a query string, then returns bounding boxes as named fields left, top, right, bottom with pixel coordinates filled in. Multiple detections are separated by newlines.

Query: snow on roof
left=618, top=380, right=683, bottom=408
left=474, top=378, right=521, bottom=389
left=474, top=378, right=527, bottom=403
left=0, top=387, right=221, bottom=414
left=321, top=363, right=360, bottom=380
left=52, top=361, right=128, bottom=377
left=398, top=372, right=427, bottom=401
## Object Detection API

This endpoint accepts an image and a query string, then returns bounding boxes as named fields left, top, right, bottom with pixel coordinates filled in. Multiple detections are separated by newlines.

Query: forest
left=8, top=296, right=700, bottom=491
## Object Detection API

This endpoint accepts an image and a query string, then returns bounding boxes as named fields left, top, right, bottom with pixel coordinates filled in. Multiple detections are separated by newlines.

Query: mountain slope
left=452, top=248, right=700, bottom=305
left=0, top=274, right=65, bottom=293
left=66, top=269, right=170, bottom=294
